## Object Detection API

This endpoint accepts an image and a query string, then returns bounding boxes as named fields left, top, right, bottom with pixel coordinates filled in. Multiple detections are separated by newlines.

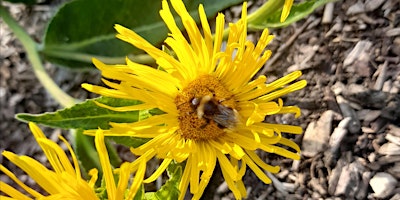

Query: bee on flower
left=81, top=0, right=306, bottom=199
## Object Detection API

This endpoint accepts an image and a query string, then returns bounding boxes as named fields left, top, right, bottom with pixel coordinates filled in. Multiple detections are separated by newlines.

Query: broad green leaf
left=248, top=0, right=335, bottom=29
left=3, top=0, right=36, bottom=5
left=41, top=0, right=244, bottom=69
left=16, top=96, right=142, bottom=129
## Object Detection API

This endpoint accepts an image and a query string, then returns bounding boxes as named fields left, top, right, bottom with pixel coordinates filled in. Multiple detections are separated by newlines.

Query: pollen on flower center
left=175, top=75, right=237, bottom=141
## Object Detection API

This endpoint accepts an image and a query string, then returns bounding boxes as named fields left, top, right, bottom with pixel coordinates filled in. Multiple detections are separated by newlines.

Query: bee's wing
left=213, top=105, right=238, bottom=128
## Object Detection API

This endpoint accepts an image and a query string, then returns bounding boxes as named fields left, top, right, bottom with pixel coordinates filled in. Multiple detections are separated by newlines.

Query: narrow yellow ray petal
left=116, top=163, right=130, bottom=200
left=143, top=158, right=172, bottom=183
left=0, top=181, right=31, bottom=200
left=242, top=155, right=272, bottom=184
left=219, top=161, right=242, bottom=199
left=127, top=160, right=146, bottom=199
left=234, top=75, right=267, bottom=95
left=258, top=143, right=301, bottom=160
left=256, top=123, right=303, bottom=134
left=37, top=139, right=75, bottom=176
left=0, top=165, right=43, bottom=198
left=189, top=151, right=199, bottom=194
left=94, top=101, right=155, bottom=112
left=216, top=151, right=238, bottom=180
left=193, top=144, right=216, bottom=199
left=58, top=135, right=81, bottom=179
left=109, top=114, right=175, bottom=130
left=212, top=13, right=225, bottom=64
left=94, top=129, right=116, bottom=199
left=245, top=150, right=280, bottom=173
left=224, top=132, right=259, bottom=152
left=281, top=0, right=294, bottom=22
left=0, top=195, right=21, bottom=200
left=277, top=105, right=302, bottom=118
left=87, top=169, right=98, bottom=188
left=279, top=137, right=301, bottom=154
left=178, top=157, right=191, bottom=200
left=2, top=152, right=59, bottom=194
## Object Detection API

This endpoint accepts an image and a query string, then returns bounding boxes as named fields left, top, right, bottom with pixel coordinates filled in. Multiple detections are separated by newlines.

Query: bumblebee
left=191, top=95, right=239, bottom=129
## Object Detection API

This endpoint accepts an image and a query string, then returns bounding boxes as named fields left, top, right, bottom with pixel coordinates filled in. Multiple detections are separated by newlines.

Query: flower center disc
left=175, top=75, right=237, bottom=141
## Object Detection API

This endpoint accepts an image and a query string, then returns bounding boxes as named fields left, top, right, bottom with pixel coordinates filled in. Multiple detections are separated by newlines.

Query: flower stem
left=0, top=5, right=78, bottom=108
left=221, top=0, right=285, bottom=39
left=246, top=0, right=285, bottom=23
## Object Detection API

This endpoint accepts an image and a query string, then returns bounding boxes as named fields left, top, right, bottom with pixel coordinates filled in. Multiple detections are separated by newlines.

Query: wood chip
left=337, top=96, right=361, bottom=134
left=378, top=142, right=400, bottom=155
left=302, top=110, right=333, bottom=157
left=373, top=61, right=388, bottom=90
left=388, top=124, right=400, bottom=137
left=328, top=156, right=346, bottom=195
left=346, top=1, right=365, bottom=15
left=355, top=171, right=372, bottom=200
left=386, top=27, right=400, bottom=37
left=343, top=40, right=372, bottom=68
left=329, top=117, right=351, bottom=155
left=365, top=0, right=386, bottom=12
left=369, top=172, right=398, bottom=199
left=334, top=160, right=364, bottom=198
left=322, top=2, right=335, bottom=24
left=385, top=134, right=400, bottom=146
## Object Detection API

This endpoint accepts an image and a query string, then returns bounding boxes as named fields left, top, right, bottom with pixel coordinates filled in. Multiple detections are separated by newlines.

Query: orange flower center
left=175, top=75, right=238, bottom=141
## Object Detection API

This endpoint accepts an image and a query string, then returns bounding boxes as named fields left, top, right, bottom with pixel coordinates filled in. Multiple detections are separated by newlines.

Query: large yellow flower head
left=0, top=123, right=144, bottom=200
left=82, top=0, right=306, bottom=199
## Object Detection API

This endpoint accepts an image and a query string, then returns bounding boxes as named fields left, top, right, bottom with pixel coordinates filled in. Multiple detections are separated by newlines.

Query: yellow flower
left=82, top=0, right=306, bottom=199
left=0, top=123, right=144, bottom=200
left=281, top=0, right=294, bottom=22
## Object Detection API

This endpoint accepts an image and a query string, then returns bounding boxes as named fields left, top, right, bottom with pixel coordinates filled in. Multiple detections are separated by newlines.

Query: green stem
left=247, top=0, right=285, bottom=23
left=0, top=5, right=78, bottom=108
left=221, top=0, right=285, bottom=39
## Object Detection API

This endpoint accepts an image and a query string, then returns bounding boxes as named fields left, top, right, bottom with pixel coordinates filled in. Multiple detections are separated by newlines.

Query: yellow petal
left=94, top=129, right=116, bottom=199
left=0, top=181, right=31, bottom=200
left=281, top=0, right=294, bottom=22
left=0, top=165, right=42, bottom=198
left=143, top=158, right=172, bottom=183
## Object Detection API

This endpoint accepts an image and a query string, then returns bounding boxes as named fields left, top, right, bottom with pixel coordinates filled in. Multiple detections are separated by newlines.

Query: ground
left=0, top=0, right=399, bottom=199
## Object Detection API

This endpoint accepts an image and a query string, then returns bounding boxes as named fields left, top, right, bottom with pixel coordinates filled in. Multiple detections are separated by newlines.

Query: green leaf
left=105, top=138, right=122, bottom=168
left=107, top=108, right=153, bottom=148
left=73, top=129, right=102, bottom=183
left=73, top=130, right=121, bottom=187
left=154, top=161, right=182, bottom=200
left=109, top=136, right=150, bottom=149
left=133, top=184, right=145, bottom=200
left=41, top=0, right=244, bottom=69
left=145, top=161, right=183, bottom=200
left=3, top=0, right=37, bottom=5
left=16, top=96, right=142, bottom=129
left=248, top=0, right=335, bottom=29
